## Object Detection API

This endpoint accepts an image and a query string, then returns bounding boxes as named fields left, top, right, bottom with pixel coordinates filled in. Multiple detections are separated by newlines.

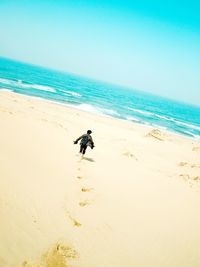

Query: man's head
left=87, top=130, right=92, bottom=134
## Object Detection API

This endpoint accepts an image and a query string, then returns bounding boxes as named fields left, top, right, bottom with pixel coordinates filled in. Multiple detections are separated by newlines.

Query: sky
left=0, top=0, right=200, bottom=105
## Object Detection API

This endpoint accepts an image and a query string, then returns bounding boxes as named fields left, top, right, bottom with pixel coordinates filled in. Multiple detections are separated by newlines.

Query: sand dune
left=1, top=91, right=200, bottom=267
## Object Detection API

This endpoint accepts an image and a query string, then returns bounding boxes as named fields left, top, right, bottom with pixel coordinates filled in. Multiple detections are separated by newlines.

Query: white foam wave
left=127, top=107, right=153, bottom=116
left=77, top=104, right=103, bottom=115
left=174, top=120, right=200, bottom=131
left=0, top=77, right=56, bottom=93
left=76, top=104, right=119, bottom=118
left=0, top=77, right=16, bottom=86
left=155, top=114, right=174, bottom=121
left=126, top=116, right=141, bottom=123
left=192, top=134, right=200, bottom=141
left=127, top=107, right=176, bottom=122
left=31, top=84, right=56, bottom=92
left=19, top=82, right=56, bottom=93
left=127, top=107, right=200, bottom=132
left=66, top=91, right=81, bottom=97
left=58, top=88, right=82, bottom=97
left=181, top=130, right=196, bottom=137
left=0, top=88, right=13, bottom=92
left=100, top=108, right=119, bottom=116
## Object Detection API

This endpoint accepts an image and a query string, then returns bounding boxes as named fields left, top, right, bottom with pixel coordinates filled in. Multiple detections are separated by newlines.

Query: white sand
left=0, top=91, right=200, bottom=267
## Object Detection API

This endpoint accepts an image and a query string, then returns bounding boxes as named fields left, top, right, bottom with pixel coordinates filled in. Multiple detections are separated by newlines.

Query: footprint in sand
left=81, top=187, right=93, bottom=192
left=179, top=162, right=189, bottom=167
left=77, top=175, right=84, bottom=180
left=192, top=146, right=200, bottom=152
left=79, top=200, right=91, bottom=207
left=191, top=164, right=200, bottom=169
left=58, top=123, right=64, bottom=128
left=72, top=219, right=82, bottom=227
left=180, top=174, right=200, bottom=182
left=179, top=174, right=190, bottom=180
left=193, top=176, right=200, bottom=181
left=67, top=212, right=82, bottom=227
left=179, top=162, right=200, bottom=168
left=22, top=261, right=31, bottom=267
left=22, top=243, right=78, bottom=267
left=1, top=108, right=14, bottom=115
left=122, top=151, right=138, bottom=160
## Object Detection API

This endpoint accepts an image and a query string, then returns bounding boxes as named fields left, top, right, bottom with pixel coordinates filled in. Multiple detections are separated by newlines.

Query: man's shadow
left=82, top=156, right=95, bottom=162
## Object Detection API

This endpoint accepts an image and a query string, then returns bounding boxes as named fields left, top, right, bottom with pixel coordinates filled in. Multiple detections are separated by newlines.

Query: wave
left=76, top=104, right=200, bottom=135
left=173, top=119, right=200, bottom=131
left=177, top=129, right=197, bottom=138
left=192, top=134, right=200, bottom=141
left=127, top=107, right=176, bottom=121
left=126, top=115, right=142, bottom=123
left=17, top=80, right=56, bottom=93
left=0, top=77, right=56, bottom=93
left=0, top=77, right=16, bottom=86
left=68, top=91, right=81, bottom=97
left=0, top=87, right=13, bottom=92
left=76, top=103, right=104, bottom=115
left=31, top=84, right=56, bottom=93
left=58, top=88, right=81, bottom=97
left=127, top=107, right=153, bottom=116
left=101, top=108, right=119, bottom=116
left=155, top=114, right=175, bottom=121
left=75, top=103, right=119, bottom=118
left=127, top=106, right=200, bottom=132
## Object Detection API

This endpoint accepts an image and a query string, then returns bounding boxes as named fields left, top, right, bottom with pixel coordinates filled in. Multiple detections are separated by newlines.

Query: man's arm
left=74, top=135, right=84, bottom=144
left=89, top=136, right=95, bottom=148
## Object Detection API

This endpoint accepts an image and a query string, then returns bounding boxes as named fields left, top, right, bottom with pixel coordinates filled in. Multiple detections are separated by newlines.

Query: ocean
left=0, top=57, right=200, bottom=140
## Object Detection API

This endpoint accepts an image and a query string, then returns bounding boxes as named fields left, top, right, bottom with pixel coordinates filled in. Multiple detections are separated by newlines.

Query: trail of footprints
left=178, top=157, right=200, bottom=185
left=67, top=158, right=94, bottom=228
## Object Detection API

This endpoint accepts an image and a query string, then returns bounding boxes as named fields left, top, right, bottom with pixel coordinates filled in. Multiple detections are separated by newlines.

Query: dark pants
left=80, top=144, right=87, bottom=154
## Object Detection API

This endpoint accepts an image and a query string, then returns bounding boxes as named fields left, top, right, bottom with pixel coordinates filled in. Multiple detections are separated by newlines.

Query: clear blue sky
left=0, top=0, right=200, bottom=105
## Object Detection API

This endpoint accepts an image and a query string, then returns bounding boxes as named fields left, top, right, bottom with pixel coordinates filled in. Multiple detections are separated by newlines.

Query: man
left=74, top=130, right=94, bottom=155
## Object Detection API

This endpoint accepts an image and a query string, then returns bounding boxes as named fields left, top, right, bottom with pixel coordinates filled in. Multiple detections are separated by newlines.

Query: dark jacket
left=75, top=134, right=94, bottom=148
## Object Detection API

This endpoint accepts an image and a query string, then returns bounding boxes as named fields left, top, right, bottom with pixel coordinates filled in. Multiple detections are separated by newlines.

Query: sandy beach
left=0, top=90, right=200, bottom=267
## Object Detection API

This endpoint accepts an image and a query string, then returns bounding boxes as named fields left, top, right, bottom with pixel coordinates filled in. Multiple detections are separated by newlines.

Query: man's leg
left=80, top=144, right=83, bottom=153
left=82, top=145, right=87, bottom=155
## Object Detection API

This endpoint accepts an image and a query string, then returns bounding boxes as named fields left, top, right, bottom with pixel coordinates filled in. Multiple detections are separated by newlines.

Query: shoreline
left=0, top=89, right=199, bottom=142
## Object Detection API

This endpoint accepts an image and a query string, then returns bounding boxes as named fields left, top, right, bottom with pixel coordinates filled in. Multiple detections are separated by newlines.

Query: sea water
left=0, top=57, right=200, bottom=139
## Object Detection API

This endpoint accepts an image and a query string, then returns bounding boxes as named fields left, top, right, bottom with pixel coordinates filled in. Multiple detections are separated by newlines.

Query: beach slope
left=0, top=91, right=200, bottom=267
